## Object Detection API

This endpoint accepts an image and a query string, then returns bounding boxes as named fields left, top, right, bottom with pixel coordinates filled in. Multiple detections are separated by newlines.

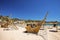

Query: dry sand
left=47, top=29, right=60, bottom=40
left=0, top=25, right=60, bottom=40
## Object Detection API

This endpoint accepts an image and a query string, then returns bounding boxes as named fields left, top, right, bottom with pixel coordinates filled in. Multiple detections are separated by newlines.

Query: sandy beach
left=0, top=25, right=60, bottom=40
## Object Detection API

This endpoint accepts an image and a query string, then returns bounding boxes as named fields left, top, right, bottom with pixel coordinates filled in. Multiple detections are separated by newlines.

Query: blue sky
left=0, top=0, right=60, bottom=21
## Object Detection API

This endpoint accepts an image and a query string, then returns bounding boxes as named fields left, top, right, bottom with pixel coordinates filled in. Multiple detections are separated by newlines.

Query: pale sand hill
left=0, top=26, right=60, bottom=40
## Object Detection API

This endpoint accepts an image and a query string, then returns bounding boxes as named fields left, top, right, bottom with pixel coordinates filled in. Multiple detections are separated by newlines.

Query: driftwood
left=1, top=22, right=9, bottom=28
left=25, top=12, right=48, bottom=33
left=0, top=18, right=18, bottom=30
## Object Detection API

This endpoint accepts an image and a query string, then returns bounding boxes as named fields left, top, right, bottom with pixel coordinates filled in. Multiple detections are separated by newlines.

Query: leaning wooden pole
left=40, top=12, right=48, bottom=26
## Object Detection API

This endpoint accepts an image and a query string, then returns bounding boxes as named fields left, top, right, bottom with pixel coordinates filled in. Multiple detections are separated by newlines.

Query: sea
left=44, top=23, right=60, bottom=27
